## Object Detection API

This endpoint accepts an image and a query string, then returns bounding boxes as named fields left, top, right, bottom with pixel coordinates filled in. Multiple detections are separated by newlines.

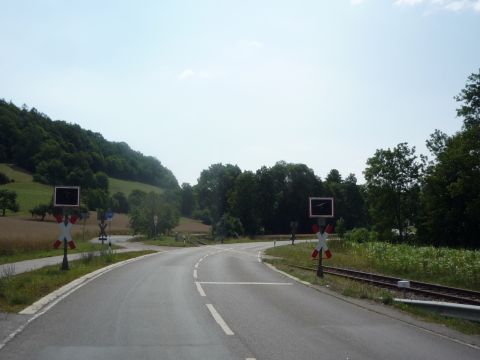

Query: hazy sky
left=1, top=0, right=479, bottom=185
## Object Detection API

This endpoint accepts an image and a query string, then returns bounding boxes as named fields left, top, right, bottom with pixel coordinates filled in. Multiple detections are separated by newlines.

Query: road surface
left=1, top=242, right=479, bottom=359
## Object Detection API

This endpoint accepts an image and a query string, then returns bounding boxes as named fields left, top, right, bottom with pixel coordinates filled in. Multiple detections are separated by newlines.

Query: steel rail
left=288, top=264, right=480, bottom=306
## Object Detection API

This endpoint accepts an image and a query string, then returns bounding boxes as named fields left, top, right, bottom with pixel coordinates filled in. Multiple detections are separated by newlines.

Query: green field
left=108, top=177, right=163, bottom=196
left=0, top=164, right=52, bottom=215
left=0, top=164, right=163, bottom=215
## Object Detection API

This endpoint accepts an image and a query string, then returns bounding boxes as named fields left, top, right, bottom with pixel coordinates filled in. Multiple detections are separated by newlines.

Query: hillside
left=0, top=163, right=164, bottom=215
left=0, top=100, right=178, bottom=190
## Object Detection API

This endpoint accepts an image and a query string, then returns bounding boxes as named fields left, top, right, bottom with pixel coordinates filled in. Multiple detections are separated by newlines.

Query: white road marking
left=193, top=269, right=198, bottom=279
left=246, top=358, right=256, bottom=360
left=257, top=251, right=262, bottom=263
left=194, top=262, right=199, bottom=269
left=198, top=281, right=292, bottom=286
left=0, top=252, right=160, bottom=351
left=206, top=304, right=234, bottom=335
left=195, top=282, right=206, bottom=297
left=263, top=262, right=480, bottom=351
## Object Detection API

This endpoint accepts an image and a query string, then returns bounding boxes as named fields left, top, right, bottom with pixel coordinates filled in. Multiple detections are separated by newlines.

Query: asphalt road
left=1, top=242, right=479, bottom=359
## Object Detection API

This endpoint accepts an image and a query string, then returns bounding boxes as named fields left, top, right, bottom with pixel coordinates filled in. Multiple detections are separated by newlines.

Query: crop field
left=266, top=240, right=480, bottom=291
left=0, top=212, right=130, bottom=257
left=173, top=217, right=211, bottom=234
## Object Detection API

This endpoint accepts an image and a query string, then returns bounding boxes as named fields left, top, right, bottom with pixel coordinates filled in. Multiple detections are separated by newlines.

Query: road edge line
left=0, top=252, right=161, bottom=352
left=263, top=261, right=480, bottom=351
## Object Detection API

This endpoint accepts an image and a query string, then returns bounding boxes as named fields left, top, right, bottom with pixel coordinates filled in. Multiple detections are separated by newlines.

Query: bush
left=192, top=209, right=212, bottom=225
left=214, top=214, right=244, bottom=239
left=344, top=228, right=378, bottom=243
left=30, top=203, right=52, bottom=221
left=0, top=171, right=10, bottom=185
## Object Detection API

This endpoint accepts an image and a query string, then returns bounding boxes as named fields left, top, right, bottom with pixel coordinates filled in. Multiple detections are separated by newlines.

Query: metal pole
left=317, top=248, right=323, bottom=278
left=61, top=214, right=69, bottom=270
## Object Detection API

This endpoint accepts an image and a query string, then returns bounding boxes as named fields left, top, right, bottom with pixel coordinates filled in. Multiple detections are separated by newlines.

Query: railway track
left=288, top=264, right=480, bottom=306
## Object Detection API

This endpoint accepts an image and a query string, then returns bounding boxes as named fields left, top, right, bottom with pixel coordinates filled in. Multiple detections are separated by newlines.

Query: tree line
left=180, top=69, right=479, bottom=248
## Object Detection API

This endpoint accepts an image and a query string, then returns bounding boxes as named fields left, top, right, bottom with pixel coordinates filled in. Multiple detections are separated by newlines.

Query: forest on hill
left=0, top=100, right=178, bottom=191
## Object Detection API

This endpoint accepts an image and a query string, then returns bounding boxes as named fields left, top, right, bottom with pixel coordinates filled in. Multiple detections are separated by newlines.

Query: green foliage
left=0, top=171, right=10, bottom=184
left=228, top=171, right=261, bottom=236
left=364, top=143, right=424, bottom=242
left=418, top=70, right=480, bottom=248
left=29, top=203, right=52, bottom=221
left=0, top=189, right=19, bottom=216
left=335, top=217, right=346, bottom=238
left=180, top=183, right=195, bottom=217
left=111, top=192, right=129, bottom=213
left=128, top=191, right=180, bottom=236
left=0, top=100, right=178, bottom=190
left=325, top=172, right=367, bottom=230
left=192, top=208, right=212, bottom=225
left=214, top=214, right=244, bottom=239
left=85, top=189, right=110, bottom=211
left=454, top=68, right=480, bottom=129
left=344, top=228, right=371, bottom=243
left=195, top=163, right=242, bottom=224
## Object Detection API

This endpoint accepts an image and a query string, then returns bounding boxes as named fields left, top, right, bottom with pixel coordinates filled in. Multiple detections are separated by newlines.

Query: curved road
left=1, top=242, right=479, bottom=359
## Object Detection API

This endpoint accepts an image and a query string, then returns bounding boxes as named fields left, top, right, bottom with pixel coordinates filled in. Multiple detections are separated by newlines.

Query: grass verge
left=0, top=250, right=155, bottom=313
left=265, top=243, right=480, bottom=335
left=137, top=236, right=197, bottom=247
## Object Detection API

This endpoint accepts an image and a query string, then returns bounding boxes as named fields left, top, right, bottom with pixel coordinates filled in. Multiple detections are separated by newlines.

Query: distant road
left=1, top=242, right=479, bottom=360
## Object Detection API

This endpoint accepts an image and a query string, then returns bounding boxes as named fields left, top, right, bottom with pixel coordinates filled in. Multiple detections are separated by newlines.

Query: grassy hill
left=0, top=164, right=163, bottom=215
left=109, top=177, right=163, bottom=196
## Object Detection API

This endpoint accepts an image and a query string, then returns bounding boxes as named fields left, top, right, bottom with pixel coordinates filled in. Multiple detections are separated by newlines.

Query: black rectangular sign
left=309, top=197, right=334, bottom=218
left=54, top=186, right=80, bottom=207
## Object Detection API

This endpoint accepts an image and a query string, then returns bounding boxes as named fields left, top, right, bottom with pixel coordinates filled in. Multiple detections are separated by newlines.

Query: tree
left=0, top=172, right=10, bottom=185
left=30, top=203, right=52, bottom=221
left=364, top=143, right=424, bottom=242
left=180, top=183, right=195, bottom=217
left=214, top=214, right=244, bottom=240
left=128, top=192, right=179, bottom=236
left=419, top=69, right=480, bottom=248
left=229, top=171, right=261, bottom=236
left=195, top=163, right=241, bottom=224
left=111, top=192, right=129, bottom=213
left=454, top=69, right=480, bottom=129
left=0, top=189, right=19, bottom=216
left=85, top=189, right=109, bottom=211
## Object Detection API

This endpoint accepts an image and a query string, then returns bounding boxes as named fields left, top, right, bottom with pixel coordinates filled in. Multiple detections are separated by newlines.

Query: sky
left=1, top=0, right=479, bottom=185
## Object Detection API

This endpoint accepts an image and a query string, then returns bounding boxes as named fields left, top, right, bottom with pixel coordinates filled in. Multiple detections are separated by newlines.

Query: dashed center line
left=193, top=269, right=198, bottom=279
left=206, top=304, right=234, bottom=335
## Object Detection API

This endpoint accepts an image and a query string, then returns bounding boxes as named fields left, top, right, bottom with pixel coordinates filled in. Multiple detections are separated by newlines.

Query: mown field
left=0, top=163, right=164, bottom=216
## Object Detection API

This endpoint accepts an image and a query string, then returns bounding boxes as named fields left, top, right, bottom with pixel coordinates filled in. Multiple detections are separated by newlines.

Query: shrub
left=345, top=228, right=370, bottom=243
left=0, top=171, right=10, bottom=185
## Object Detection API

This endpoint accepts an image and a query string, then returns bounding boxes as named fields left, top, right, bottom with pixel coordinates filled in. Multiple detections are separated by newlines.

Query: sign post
left=106, top=210, right=113, bottom=248
left=153, top=215, right=158, bottom=239
left=309, top=197, right=334, bottom=278
left=53, top=186, right=80, bottom=271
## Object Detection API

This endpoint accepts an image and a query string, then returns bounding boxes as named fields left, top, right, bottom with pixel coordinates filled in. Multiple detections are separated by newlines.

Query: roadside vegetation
left=266, top=238, right=480, bottom=291
left=0, top=230, right=121, bottom=265
left=0, top=250, right=155, bottom=313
